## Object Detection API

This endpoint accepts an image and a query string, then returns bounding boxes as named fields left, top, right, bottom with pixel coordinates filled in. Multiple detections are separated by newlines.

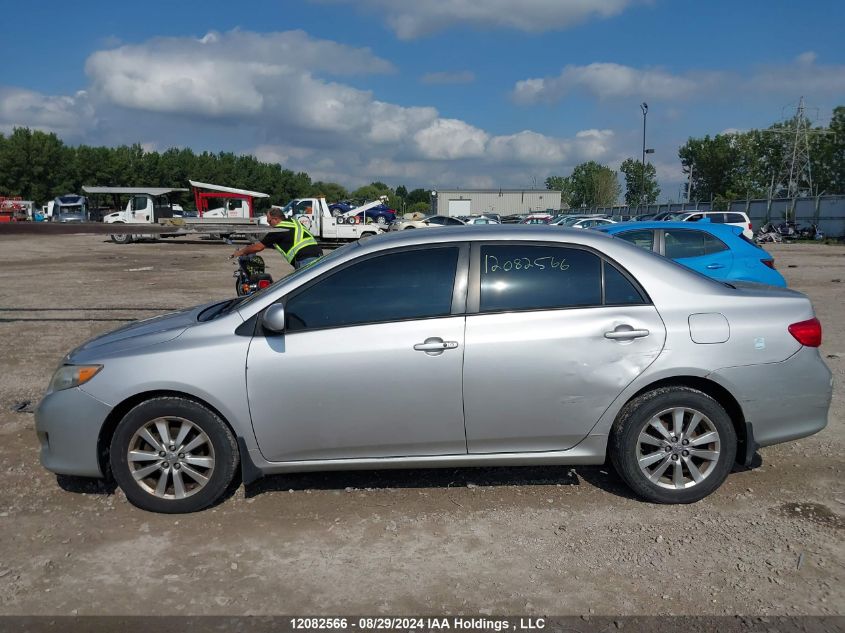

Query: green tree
left=568, top=161, right=621, bottom=208
left=310, top=181, right=349, bottom=202
left=406, top=188, right=430, bottom=205
left=0, top=128, right=70, bottom=203
left=619, top=158, right=660, bottom=206
left=544, top=175, right=573, bottom=208
left=352, top=181, right=394, bottom=206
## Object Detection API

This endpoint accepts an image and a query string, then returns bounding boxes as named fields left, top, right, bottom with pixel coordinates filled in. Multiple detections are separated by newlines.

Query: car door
left=462, top=242, right=666, bottom=453
left=662, top=228, right=733, bottom=280
left=246, top=244, right=469, bottom=462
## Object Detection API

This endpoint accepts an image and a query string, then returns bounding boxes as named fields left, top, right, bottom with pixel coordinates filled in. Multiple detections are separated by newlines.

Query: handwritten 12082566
left=483, top=254, right=570, bottom=273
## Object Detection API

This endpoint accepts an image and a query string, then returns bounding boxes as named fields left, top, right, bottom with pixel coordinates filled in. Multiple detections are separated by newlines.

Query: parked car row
left=632, top=211, right=754, bottom=239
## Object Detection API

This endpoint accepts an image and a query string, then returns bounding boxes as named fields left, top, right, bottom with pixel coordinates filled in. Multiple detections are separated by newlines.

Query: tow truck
left=276, top=196, right=386, bottom=243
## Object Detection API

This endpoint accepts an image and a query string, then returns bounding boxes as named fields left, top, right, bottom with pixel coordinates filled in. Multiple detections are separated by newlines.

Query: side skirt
left=241, top=434, right=608, bottom=480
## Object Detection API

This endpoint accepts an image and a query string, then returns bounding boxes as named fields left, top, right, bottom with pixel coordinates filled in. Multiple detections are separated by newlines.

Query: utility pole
left=640, top=103, right=648, bottom=209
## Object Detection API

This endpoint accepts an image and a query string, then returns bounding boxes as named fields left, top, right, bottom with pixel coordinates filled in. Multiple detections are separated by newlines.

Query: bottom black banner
left=0, top=617, right=842, bottom=633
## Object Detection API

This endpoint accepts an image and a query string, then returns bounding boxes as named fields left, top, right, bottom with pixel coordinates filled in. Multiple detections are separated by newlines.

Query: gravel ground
left=0, top=234, right=842, bottom=616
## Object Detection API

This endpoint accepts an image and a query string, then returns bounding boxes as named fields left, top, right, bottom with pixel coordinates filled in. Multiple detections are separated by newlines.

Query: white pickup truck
left=272, top=196, right=385, bottom=243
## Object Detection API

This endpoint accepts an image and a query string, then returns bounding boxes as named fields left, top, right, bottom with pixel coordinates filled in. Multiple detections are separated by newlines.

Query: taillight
left=258, top=279, right=271, bottom=289
left=788, top=317, right=822, bottom=347
left=761, top=258, right=775, bottom=269
left=748, top=222, right=753, bottom=230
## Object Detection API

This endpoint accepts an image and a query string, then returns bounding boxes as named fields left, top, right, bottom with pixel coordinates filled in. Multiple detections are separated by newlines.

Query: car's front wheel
left=609, top=387, right=736, bottom=504
left=110, top=397, right=239, bottom=513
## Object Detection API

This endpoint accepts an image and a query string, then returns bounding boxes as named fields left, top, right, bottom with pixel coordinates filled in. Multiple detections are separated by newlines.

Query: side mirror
left=262, top=303, right=286, bottom=333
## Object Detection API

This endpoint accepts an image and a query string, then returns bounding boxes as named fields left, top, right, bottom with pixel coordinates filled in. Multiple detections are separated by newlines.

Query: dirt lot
left=0, top=233, right=842, bottom=616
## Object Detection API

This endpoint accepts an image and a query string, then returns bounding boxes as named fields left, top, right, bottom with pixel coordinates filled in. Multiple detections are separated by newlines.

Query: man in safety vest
left=229, top=207, right=322, bottom=269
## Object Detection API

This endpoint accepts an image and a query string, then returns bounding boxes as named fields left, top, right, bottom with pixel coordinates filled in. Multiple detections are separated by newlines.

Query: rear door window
left=616, top=229, right=655, bottom=251
left=664, top=230, right=728, bottom=258
left=480, top=245, right=601, bottom=312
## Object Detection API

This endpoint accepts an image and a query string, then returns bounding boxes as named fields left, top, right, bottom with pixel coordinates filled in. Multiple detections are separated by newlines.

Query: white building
left=432, top=189, right=562, bottom=217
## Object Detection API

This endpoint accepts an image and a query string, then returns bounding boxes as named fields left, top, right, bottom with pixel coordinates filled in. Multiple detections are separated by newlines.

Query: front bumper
left=35, top=387, right=113, bottom=478
left=708, top=346, right=833, bottom=448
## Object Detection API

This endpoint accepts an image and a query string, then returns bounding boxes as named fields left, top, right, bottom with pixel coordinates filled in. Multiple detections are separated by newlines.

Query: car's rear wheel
left=110, top=397, right=239, bottom=513
left=609, top=387, right=736, bottom=504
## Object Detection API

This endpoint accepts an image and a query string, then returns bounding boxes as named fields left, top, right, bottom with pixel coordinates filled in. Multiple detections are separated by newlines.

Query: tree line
left=544, top=104, right=843, bottom=210
left=0, top=128, right=432, bottom=214
left=4, top=104, right=842, bottom=214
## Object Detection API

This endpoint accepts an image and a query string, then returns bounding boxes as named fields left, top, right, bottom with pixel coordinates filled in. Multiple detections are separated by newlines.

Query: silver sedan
left=36, top=226, right=832, bottom=512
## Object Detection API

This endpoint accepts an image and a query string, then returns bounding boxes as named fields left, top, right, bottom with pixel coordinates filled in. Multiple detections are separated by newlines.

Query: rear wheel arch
left=618, top=376, right=747, bottom=461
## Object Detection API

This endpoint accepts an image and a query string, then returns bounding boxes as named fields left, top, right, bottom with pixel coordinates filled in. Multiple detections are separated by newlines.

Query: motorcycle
left=755, top=222, right=782, bottom=244
left=797, top=223, right=824, bottom=240
left=234, top=255, right=273, bottom=296
left=775, top=220, right=798, bottom=238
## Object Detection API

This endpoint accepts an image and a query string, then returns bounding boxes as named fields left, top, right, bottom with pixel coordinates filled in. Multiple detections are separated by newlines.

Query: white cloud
left=0, top=87, right=95, bottom=137
left=413, top=119, right=489, bottom=159
left=420, top=71, right=476, bottom=85
left=514, top=55, right=845, bottom=105
left=315, top=0, right=638, bottom=39
left=748, top=55, right=845, bottom=96
left=85, top=29, right=395, bottom=117
left=513, top=63, right=709, bottom=103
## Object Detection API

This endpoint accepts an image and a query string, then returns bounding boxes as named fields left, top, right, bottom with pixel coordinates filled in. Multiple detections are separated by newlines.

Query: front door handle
left=414, top=337, right=459, bottom=355
left=604, top=328, right=650, bottom=340
left=706, top=263, right=724, bottom=269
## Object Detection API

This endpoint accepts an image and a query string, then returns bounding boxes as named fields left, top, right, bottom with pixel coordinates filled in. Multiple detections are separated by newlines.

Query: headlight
left=48, top=364, right=103, bottom=393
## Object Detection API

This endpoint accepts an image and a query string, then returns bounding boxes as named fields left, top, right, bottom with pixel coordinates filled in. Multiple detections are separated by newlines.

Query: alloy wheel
left=635, top=407, right=721, bottom=490
left=126, top=416, right=215, bottom=500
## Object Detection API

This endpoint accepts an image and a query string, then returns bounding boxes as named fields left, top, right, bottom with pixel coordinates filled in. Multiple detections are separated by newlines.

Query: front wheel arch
left=97, top=390, right=242, bottom=481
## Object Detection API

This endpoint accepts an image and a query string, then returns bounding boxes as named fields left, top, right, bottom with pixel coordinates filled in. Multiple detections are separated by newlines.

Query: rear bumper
left=35, top=387, right=112, bottom=478
left=708, top=346, right=833, bottom=448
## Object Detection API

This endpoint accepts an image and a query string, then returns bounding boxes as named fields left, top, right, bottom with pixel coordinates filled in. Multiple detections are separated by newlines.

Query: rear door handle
left=706, top=263, right=724, bottom=269
left=414, top=338, right=459, bottom=354
left=604, top=328, right=650, bottom=340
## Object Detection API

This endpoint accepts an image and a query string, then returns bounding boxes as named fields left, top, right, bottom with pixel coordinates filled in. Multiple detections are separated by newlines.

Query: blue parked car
left=596, top=221, right=787, bottom=286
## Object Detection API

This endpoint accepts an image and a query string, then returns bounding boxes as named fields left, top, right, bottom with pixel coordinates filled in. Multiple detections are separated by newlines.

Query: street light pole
left=640, top=102, right=648, bottom=210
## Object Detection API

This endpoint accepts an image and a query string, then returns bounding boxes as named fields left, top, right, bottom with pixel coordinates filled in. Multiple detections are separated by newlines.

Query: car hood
left=69, top=304, right=209, bottom=359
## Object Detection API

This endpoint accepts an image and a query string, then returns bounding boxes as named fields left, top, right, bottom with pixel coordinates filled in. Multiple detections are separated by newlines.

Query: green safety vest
left=271, top=220, right=318, bottom=263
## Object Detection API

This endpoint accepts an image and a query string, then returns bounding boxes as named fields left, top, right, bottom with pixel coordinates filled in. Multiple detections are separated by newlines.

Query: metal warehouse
left=432, top=189, right=562, bottom=217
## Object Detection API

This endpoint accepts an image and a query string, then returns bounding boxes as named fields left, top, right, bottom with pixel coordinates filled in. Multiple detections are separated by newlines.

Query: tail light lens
left=761, top=258, right=776, bottom=269
left=788, top=317, right=822, bottom=347
left=258, top=279, right=271, bottom=289
left=748, top=222, right=753, bottom=230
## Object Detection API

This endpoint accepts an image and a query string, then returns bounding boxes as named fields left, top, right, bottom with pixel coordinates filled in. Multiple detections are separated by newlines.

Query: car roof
left=599, top=220, right=745, bottom=235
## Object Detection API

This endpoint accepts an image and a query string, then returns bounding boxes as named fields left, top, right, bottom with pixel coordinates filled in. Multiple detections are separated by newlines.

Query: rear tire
left=609, top=387, right=736, bottom=504
left=110, top=397, right=240, bottom=513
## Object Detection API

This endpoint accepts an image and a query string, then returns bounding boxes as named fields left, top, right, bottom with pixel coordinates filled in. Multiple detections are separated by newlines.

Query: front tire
left=110, top=224, right=132, bottom=244
left=609, top=387, right=736, bottom=504
left=110, top=397, right=240, bottom=513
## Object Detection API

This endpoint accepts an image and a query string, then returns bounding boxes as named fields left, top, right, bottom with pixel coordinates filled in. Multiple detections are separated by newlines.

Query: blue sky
left=2, top=0, right=844, bottom=199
